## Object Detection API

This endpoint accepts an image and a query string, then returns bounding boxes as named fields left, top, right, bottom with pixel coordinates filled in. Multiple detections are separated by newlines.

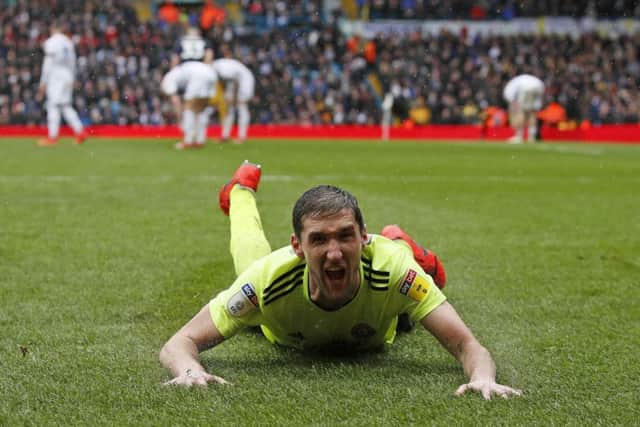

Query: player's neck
left=309, top=274, right=361, bottom=311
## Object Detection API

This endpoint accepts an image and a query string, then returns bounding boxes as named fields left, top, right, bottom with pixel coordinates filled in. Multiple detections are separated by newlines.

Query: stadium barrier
left=1, top=124, right=639, bottom=143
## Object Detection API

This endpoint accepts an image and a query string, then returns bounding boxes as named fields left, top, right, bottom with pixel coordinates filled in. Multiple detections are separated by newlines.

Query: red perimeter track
left=1, top=124, right=639, bottom=144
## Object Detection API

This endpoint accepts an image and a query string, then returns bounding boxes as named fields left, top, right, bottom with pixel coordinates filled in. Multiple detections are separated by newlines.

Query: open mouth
left=325, top=268, right=346, bottom=281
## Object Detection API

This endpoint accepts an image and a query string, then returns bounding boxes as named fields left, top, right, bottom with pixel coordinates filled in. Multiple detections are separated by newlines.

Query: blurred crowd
left=353, top=0, right=640, bottom=20
left=241, top=0, right=325, bottom=29
left=1, top=0, right=639, bottom=127
left=374, top=30, right=640, bottom=126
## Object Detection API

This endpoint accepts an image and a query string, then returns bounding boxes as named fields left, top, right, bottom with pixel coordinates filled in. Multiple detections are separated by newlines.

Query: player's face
left=291, top=208, right=367, bottom=310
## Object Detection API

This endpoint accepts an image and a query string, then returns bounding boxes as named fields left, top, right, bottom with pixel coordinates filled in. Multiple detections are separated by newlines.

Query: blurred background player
left=171, top=26, right=214, bottom=68
left=212, top=58, right=255, bottom=144
left=161, top=61, right=218, bottom=150
left=503, top=74, right=545, bottom=144
left=37, top=22, right=87, bottom=147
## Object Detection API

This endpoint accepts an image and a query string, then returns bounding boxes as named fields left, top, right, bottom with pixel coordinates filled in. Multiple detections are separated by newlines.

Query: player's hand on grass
left=455, top=380, right=522, bottom=400
left=164, top=368, right=233, bottom=387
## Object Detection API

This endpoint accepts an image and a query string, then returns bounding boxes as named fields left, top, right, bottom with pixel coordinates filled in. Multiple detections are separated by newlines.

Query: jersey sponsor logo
left=227, top=283, right=258, bottom=317
left=241, top=283, right=258, bottom=306
left=399, top=269, right=417, bottom=295
left=350, top=323, right=376, bottom=340
left=399, top=269, right=430, bottom=302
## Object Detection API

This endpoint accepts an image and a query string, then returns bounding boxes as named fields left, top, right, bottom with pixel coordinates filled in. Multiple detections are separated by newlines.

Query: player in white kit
left=503, top=74, right=545, bottom=143
left=212, top=58, right=255, bottom=144
left=171, top=26, right=214, bottom=67
left=37, top=22, right=87, bottom=147
left=161, top=61, right=218, bottom=149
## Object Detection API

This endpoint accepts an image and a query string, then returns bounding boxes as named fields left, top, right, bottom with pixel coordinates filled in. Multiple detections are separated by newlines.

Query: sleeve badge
left=398, top=269, right=430, bottom=302
left=226, top=283, right=259, bottom=317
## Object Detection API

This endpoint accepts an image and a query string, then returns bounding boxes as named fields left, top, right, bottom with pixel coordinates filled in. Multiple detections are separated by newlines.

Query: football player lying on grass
left=160, top=161, right=522, bottom=400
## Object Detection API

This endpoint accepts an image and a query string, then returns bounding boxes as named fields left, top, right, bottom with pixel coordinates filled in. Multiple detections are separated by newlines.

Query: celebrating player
left=37, top=22, right=87, bottom=147
left=503, top=74, right=545, bottom=143
left=159, top=161, right=522, bottom=400
left=161, top=61, right=218, bottom=150
left=212, top=58, right=255, bottom=144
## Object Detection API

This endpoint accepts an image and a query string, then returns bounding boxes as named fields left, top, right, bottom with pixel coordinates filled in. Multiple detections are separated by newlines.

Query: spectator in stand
left=158, top=1, right=180, bottom=26
left=409, top=95, right=431, bottom=125
left=355, top=0, right=640, bottom=20
left=37, top=21, right=87, bottom=146
left=200, top=0, right=226, bottom=31
left=537, top=102, right=567, bottom=128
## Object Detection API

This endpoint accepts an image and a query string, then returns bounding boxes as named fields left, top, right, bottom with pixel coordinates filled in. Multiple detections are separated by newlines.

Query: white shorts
left=162, top=62, right=217, bottom=100
left=225, top=73, right=255, bottom=103
left=514, top=88, right=543, bottom=112
left=183, top=69, right=217, bottom=100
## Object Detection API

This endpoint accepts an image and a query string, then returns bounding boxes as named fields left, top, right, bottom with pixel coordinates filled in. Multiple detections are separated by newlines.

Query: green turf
left=1, top=137, right=639, bottom=425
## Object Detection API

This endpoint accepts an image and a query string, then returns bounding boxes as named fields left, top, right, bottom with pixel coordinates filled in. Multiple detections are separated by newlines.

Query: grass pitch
left=1, top=137, right=639, bottom=425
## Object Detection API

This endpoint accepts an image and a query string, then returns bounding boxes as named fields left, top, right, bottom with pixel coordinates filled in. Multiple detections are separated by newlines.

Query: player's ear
left=361, top=224, right=368, bottom=247
left=291, top=233, right=304, bottom=259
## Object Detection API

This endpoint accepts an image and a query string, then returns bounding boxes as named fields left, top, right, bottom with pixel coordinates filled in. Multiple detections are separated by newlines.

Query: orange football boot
left=218, top=160, right=262, bottom=215
left=381, top=224, right=446, bottom=289
left=37, top=137, right=58, bottom=147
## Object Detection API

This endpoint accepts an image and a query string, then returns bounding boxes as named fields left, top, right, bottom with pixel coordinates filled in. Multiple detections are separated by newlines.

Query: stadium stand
left=0, top=0, right=638, bottom=131
left=353, top=0, right=640, bottom=20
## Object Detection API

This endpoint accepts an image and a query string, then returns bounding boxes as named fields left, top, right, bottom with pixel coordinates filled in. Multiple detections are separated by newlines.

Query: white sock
left=182, top=110, right=196, bottom=143
left=237, top=103, right=250, bottom=140
left=222, top=105, right=235, bottom=139
left=62, top=105, right=83, bottom=134
left=527, top=126, right=537, bottom=141
left=515, top=128, right=523, bottom=139
left=195, top=110, right=210, bottom=144
left=47, top=105, right=61, bottom=139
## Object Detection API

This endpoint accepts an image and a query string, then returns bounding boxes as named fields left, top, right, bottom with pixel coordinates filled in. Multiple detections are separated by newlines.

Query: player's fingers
left=495, top=384, right=521, bottom=397
left=481, top=385, right=492, bottom=400
left=206, top=374, right=233, bottom=386
left=193, top=376, right=213, bottom=387
left=494, top=386, right=510, bottom=399
left=494, top=385, right=522, bottom=399
left=163, top=377, right=193, bottom=386
left=455, top=383, right=468, bottom=396
left=505, top=387, right=523, bottom=397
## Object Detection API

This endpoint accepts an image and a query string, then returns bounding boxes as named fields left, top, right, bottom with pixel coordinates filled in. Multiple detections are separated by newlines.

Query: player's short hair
left=292, top=185, right=365, bottom=239
left=185, top=26, right=201, bottom=37
left=50, top=19, right=68, bottom=33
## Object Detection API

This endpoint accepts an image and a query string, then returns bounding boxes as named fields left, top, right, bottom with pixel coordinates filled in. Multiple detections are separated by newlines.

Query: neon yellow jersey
left=209, top=234, right=446, bottom=351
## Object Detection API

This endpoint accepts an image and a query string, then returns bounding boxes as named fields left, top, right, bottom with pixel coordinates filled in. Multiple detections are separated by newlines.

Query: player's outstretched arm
left=420, top=302, right=522, bottom=400
left=160, top=303, right=232, bottom=387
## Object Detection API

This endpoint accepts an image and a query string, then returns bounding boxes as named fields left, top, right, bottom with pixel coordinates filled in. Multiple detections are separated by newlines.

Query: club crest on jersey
left=351, top=323, right=376, bottom=340
left=398, top=269, right=430, bottom=302
left=227, top=283, right=258, bottom=317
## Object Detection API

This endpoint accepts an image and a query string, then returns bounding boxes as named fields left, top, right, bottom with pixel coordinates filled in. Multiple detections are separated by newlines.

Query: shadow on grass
left=198, top=328, right=462, bottom=381
left=204, top=350, right=460, bottom=375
